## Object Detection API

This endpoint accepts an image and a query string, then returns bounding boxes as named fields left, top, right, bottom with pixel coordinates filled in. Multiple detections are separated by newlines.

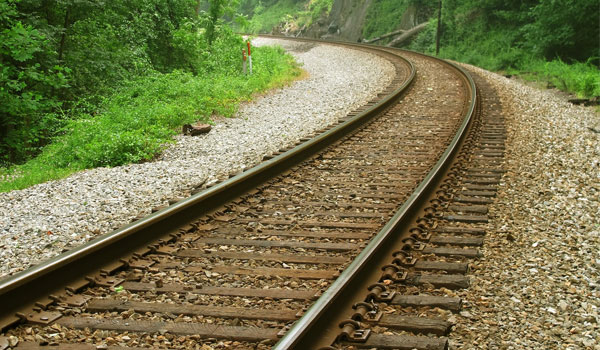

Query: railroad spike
left=338, top=319, right=370, bottom=343
left=366, top=283, right=396, bottom=302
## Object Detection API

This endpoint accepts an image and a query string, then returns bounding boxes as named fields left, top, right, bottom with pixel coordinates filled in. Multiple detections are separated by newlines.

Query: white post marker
left=247, top=41, right=253, bottom=75
left=242, top=49, right=247, bottom=75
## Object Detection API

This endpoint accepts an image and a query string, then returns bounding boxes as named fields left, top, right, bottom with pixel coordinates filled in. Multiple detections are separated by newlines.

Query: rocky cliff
left=303, top=0, right=420, bottom=43
left=304, top=0, right=372, bottom=41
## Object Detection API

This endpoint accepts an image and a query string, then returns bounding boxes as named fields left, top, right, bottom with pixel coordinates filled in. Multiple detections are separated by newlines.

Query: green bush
left=522, top=59, right=600, bottom=98
left=435, top=27, right=532, bottom=71
left=1, top=0, right=198, bottom=165
left=240, top=0, right=333, bottom=33
left=307, top=0, right=334, bottom=26
left=1, top=0, right=305, bottom=191
left=523, top=0, right=599, bottom=61
left=407, top=14, right=599, bottom=99
left=407, top=20, right=436, bottom=53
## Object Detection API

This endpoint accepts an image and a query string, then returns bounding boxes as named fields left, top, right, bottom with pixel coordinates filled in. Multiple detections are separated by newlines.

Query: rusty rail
left=272, top=44, right=478, bottom=350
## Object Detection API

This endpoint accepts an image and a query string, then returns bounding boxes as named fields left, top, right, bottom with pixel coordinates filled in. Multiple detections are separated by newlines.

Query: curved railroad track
left=0, top=37, right=506, bottom=350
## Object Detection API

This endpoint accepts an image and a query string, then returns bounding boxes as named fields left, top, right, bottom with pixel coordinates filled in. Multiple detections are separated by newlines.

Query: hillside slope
left=241, top=0, right=428, bottom=43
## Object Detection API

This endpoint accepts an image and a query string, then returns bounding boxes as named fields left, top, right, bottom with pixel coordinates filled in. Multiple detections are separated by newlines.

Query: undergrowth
left=440, top=47, right=600, bottom=99
left=517, top=59, right=600, bottom=98
left=0, top=44, right=302, bottom=192
left=409, top=24, right=600, bottom=99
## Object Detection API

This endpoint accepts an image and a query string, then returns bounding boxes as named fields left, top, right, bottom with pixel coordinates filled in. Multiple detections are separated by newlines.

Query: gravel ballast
left=451, top=66, right=599, bottom=349
left=0, top=38, right=395, bottom=279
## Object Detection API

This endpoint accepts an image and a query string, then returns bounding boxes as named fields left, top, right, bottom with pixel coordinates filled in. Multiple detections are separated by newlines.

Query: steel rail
left=273, top=48, right=478, bottom=350
left=0, top=41, right=415, bottom=331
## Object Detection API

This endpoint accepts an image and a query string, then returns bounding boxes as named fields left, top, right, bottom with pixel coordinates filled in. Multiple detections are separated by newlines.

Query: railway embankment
left=0, top=38, right=395, bottom=279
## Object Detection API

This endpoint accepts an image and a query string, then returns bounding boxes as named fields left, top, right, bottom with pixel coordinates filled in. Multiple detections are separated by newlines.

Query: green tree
left=0, top=0, right=69, bottom=164
left=1, top=0, right=204, bottom=164
left=433, top=0, right=598, bottom=67
left=202, top=0, right=239, bottom=46
left=524, top=0, right=599, bottom=61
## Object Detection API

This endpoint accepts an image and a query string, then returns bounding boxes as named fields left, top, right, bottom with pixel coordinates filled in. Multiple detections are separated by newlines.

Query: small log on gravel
left=183, top=122, right=212, bottom=136
left=569, top=97, right=599, bottom=106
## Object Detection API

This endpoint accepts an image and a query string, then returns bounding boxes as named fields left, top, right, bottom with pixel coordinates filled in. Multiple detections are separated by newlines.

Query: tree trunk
left=435, top=0, right=442, bottom=56
left=364, top=29, right=406, bottom=44
left=386, top=22, right=429, bottom=48
left=58, top=8, right=70, bottom=61
left=195, top=0, right=202, bottom=15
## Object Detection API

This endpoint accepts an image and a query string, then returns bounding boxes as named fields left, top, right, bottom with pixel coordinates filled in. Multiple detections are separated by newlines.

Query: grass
left=0, top=44, right=303, bottom=192
left=517, top=59, right=600, bottom=98
left=441, top=44, right=600, bottom=99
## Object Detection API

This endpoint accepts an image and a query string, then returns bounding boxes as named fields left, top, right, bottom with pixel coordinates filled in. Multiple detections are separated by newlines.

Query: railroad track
left=0, top=38, right=506, bottom=350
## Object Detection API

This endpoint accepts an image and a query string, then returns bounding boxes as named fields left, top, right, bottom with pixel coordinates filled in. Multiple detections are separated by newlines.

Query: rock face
left=398, top=5, right=418, bottom=29
left=304, top=0, right=420, bottom=43
left=328, top=0, right=373, bottom=40
left=304, top=0, right=372, bottom=41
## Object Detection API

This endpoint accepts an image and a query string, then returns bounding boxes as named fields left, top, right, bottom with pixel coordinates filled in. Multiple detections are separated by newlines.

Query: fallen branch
left=364, top=29, right=406, bottom=44
left=386, top=22, right=429, bottom=47
left=569, top=97, right=600, bottom=106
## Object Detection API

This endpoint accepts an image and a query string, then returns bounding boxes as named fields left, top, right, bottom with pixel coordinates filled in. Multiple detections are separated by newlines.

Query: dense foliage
left=0, top=42, right=300, bottom=192
left=1, top=0, right=302, bottom=190
left=407, top=0, right=600, bottom=97
left=436, top=0, right=598, bottom=62
left=1, top=0, right=70, bottom=164
left=1, top=0, right=202, bottom=164
left=356, top=0, right=600, bottom=97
